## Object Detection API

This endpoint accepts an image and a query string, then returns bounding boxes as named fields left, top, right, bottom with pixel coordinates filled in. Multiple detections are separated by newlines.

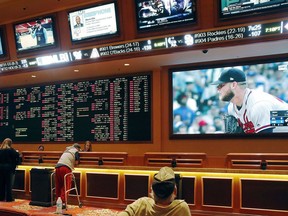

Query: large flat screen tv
left=0, top=28, right=6, bottom=58
left=170, top=58, right=288, bottom=139
left=13, top=16, right=57, bottom=53
left=135, top=0, right=196, bottom=31
left=219, top=0, right=288, bottom=19
left=68, top=1, right=119, bottom=43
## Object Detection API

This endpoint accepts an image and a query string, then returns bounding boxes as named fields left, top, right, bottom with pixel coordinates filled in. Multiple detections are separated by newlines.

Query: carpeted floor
left=1, top=199, right=268, bottom=216
left=0, top=199, right=120, bottom=216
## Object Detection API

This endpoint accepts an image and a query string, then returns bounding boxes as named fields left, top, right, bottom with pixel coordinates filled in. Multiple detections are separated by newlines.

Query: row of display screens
left=0, top=0, right=288, bottom=57
left=1, top=57, right=288, bottom=142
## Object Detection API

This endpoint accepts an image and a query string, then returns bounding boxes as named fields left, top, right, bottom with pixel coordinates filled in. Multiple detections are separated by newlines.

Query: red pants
left=55, top=166, right=72, bottom=203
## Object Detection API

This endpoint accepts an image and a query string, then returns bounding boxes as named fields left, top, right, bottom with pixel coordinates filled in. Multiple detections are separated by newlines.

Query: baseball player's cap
left=185, top=77, right=194, bottom=84
left=211, top=68, right=246, bottom=85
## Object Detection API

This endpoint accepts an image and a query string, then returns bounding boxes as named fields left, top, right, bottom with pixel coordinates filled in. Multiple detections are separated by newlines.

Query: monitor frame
left=218, top=0, right=288, bottom=20
left=169, top=54, right=288, bottom=140
left=0, top=26, right=7, bottom=58
left=13, top=15, right=58, bottom=54
left=67, top=0, right=120, bottom=44
left=135, top=0, right=197, bottom=32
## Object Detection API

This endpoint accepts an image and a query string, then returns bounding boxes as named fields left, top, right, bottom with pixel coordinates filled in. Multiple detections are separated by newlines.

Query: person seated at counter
left=83, top=140, right=92, bottom=152
left=118, top=166, right=191, bottom=216
left=37, top=145, right=44, bottom=163
left=38, top=145, right=44, bottom=151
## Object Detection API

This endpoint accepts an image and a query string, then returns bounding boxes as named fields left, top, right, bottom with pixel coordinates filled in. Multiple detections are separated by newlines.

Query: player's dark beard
left=222, top=91, right=234, bottom=102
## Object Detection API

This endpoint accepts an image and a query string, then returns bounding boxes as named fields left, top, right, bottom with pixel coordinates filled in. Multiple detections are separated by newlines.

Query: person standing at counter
left=0, top=138, right=20, bottom=202
left=118, top=166, right=191, bottom=216
left=83, top=140, right=92, bottom=152
left=55, top=143, right=81, bottom=209
left=30, top=20, right=48, bottom=46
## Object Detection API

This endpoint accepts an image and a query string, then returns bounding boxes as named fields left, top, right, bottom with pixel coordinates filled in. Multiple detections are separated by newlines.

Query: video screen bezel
left=0, top=27, right=7, bottom=58
left=13, top=15, right=58, bottom=53
left=135, top=0, right=197, bottom=32
left=169, top=55, right=288, bottom=139
left=67, top=0, right=120, bottom=43
left=218, top=0, right=288, bottom=20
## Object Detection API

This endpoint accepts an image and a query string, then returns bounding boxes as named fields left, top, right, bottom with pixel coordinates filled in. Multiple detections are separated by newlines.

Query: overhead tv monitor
left=170, top=58, right=288, bottom=139
left=13, top=16, right=57, bottom=53
left=0, top=28, right=5, bottom=58
left=68, top=1, right=119, bottom=42
left=219, top=0, right=288, bottom=19
left=135, top=0, right=196, bottom=31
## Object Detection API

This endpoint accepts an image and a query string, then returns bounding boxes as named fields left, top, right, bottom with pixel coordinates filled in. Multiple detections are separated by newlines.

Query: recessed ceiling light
left=31, top=75, right=36, bottom=78
left=124, top=63, right=130, bottom=66
left=74, top=69, right=79, bottom=72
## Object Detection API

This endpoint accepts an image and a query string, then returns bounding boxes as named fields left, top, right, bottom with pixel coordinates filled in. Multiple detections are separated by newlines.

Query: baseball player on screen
left=211, top=68, right=288, bottom=134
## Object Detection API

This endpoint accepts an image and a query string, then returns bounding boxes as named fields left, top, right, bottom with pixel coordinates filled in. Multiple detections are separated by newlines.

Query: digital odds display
left=0, top=74, right=151, bottom=142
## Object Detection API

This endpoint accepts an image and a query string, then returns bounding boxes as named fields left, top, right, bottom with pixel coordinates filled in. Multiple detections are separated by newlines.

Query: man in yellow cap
left=118, top=166, right=191, bottom=216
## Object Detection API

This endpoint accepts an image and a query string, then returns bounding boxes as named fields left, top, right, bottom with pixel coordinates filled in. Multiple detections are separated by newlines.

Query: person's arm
left=258, top=128, right=274, bottom=133
left=117, top=197, right=146, bottom=216
left=181, top=201, right=192, bottom=216
left=75, top=151, right=80, bottom=165
left=15, top=150, right=20, bottom=166
left=30, top=28, right=36, bottom=39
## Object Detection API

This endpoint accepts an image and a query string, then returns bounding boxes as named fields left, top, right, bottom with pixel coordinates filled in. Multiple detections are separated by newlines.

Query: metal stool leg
left=72, top=174, right=82, bottom=208
left=50, top=171, right=55, bottom=206
left=64, top=173, right=70, bottom=210
left=64, top=172, right=82, bottom=210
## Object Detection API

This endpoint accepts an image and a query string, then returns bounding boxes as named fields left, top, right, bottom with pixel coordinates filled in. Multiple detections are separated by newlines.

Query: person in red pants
left=55, top=143, right=81, bottom=209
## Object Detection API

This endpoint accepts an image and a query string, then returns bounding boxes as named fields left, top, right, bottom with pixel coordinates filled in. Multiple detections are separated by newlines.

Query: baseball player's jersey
left=228, top=88, right=288, bottom=133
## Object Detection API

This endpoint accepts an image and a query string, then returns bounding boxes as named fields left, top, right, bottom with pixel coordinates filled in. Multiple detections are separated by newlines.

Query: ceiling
left=0, top=0, right=96, bottom=24
left=0, top=0, right=287, bottom=89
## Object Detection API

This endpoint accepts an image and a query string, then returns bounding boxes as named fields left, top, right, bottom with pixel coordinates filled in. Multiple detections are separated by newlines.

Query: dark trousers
left=0, top=169, right=15, bottom=201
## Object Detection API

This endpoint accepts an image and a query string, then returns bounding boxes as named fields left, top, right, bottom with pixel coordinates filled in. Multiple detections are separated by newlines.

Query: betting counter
left=13, top=151, right=288, bottom=216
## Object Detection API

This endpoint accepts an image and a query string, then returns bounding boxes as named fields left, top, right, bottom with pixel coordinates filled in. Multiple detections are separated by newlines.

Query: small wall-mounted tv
left=219, top=0, right=288, bottom=19
left=13, top=16, right=57, bottom=53
left=135, top=0, right=196, bottom=31
left=0, top=27, right=6, bottom=58
left=68, top=1, right=119, bottom=43
left=170, top=57, right=288, bottom=139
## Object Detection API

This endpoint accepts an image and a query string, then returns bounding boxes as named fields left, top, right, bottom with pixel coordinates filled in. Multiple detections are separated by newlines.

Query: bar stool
left=64, top=172, right=82, bottom=210
left=50, top=171, right=56, bottom=206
